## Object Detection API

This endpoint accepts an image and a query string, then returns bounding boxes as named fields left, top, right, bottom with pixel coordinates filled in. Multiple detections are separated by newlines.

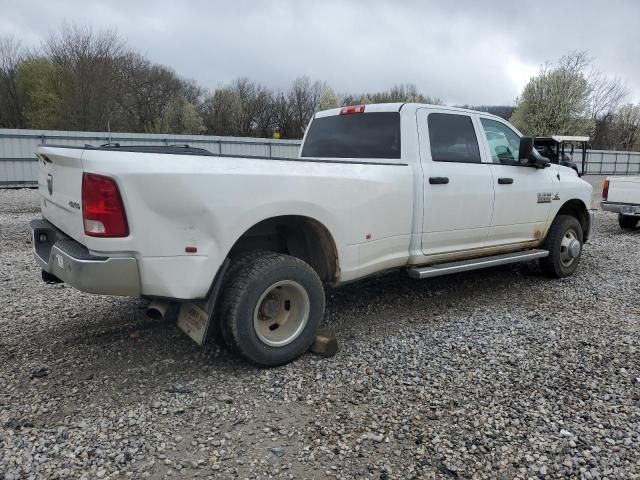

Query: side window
left=480, top=118, right=521, bottom=165
left=427, top=113, right=481, bottom=163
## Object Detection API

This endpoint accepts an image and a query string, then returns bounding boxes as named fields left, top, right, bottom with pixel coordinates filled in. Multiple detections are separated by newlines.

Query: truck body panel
left=602, top=175, right=640, bottom=222
left=606, top=176, right=640, bottom=205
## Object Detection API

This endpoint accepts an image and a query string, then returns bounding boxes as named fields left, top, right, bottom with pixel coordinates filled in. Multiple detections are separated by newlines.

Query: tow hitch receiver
left=42, top=270, right=63, bottom=284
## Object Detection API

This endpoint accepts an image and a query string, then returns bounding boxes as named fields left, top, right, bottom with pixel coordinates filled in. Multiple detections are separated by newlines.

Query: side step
left=407, top=249, right=549, bottom=279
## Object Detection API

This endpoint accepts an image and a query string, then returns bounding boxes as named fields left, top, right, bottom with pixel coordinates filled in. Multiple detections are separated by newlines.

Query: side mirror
left=519, top=136, right=550, bottom=168
left=518, top=136, right=534, bottom=165
left=530, top=149, right=551, bottom=169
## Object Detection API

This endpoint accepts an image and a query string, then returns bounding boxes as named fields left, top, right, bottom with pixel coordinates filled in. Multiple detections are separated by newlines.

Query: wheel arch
left=227, top=215, right=339, bottom=284
left=553, top=199, right=591, bottom=241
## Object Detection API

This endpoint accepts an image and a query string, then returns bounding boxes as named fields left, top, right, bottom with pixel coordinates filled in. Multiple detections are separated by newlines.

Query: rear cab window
left=427, top=113, right=481, bottom=163
left=301, top=112, right=401, bottom=159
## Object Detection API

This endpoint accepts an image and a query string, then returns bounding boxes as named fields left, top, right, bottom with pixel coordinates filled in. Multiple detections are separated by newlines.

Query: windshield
left=301, top=112, right=401, bottom=159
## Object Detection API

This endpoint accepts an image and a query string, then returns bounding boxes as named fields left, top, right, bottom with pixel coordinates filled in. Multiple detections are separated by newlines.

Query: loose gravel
left=1, top=177, right=639, bottom=479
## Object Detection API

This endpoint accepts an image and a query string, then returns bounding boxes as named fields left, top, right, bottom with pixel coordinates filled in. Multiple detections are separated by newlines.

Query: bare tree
left=588, top=70, right=628, bottom=148
left=558, top=51, right=591, bottom=76
left=588, top=71, right=628, bottom=121
left=201, top=78, right=275, bottom=137
left=342, top=84, right=442, bottom=106
left=117, top=53, right=182, bottom=132
left=201, top=87, right=242, bottom=136
left=232, top=78, right=274, bottom=136
left=271, top=91, right=294, bottom=138
left=43, top=23, right=126, bottom=130
left=287, top=77, right=324, bottom=138
left=251, top=88, right=276, bottom=137
left=180, top=78, right=206, bottom=108
left=0, top=36, right=28, bottom=128
left=612, top=104, right=640, bottom=150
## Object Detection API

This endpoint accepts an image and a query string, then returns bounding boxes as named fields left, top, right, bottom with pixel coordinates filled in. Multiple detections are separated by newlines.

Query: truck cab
left=301, top=104, right=593, bottom=272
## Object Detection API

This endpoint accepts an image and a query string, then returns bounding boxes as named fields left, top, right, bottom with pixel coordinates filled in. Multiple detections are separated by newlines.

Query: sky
left=1, top=0, right=639, bottom=106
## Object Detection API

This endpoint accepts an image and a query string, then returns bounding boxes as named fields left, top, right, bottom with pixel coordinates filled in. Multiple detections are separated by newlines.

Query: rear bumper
left=601, top=201, right=640, bottom=216
left=29, top=219, right=141, bottom=296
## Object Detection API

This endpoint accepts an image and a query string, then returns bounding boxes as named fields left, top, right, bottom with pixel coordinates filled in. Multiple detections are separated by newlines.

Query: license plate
left=56, top=253, right=64, bottom=268
left=622, top=206, right=637, bottom=214
left=177, top=303, right=210, bottom=346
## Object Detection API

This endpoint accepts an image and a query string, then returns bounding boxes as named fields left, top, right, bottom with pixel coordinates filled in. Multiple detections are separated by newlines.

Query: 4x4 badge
left=553, top=193, right=560, bottom=200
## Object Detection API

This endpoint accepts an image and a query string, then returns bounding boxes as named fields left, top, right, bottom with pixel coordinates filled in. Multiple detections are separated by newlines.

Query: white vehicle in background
left=602, top=176, right=640, bottom=229
left=30, top=103, right=594, bottom=366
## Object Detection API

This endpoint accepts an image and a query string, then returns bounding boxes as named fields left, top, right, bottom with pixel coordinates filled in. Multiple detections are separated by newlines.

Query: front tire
left=219, top=253, right=325, bottom=366
left=539, top=215, right=583, bottom=278
left=618, top=213, right=638, bottom=230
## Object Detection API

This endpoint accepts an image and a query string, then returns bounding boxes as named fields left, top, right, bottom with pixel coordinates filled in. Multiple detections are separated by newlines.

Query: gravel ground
left=1, top=176, right=639, bottom=480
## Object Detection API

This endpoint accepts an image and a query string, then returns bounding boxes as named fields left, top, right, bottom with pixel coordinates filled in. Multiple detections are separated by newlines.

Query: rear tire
left=539, top=215, right=583, bottom=278
left=214, top=251, right=271, bottom=352
left=618, top=213, right=638, bottom=230
left=219, top=252, right=325, bottom=366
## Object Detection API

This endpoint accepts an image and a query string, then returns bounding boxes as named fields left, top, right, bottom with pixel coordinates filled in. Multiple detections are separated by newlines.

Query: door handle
left=429, top=177, right=449, bottom=184
left=498, top=177, right=514, bottom=184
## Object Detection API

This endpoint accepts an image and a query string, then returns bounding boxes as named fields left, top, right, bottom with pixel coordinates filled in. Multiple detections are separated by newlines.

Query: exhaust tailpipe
left=146, top=300, right=170, bottom=320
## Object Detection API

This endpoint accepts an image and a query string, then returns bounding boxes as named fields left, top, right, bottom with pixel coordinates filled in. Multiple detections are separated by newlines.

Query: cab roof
left=314, top=102, right=504, bottom=121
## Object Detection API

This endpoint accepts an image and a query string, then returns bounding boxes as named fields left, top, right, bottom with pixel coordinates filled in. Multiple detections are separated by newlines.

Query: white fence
left=1, top=128, right=640, bottom=187
left=583, top=150, right=640, bottom=175
left=0, top=129, right=302, bottom=187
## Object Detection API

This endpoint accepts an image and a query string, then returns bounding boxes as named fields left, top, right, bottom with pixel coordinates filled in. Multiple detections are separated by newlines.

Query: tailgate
left=36, top=146, right=86, bottom=242
left=608, top=176, right=640, bottom=204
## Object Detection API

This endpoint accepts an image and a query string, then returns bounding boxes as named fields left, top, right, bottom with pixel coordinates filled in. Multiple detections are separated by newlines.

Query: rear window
left=301, top=112, right=401, bottom=159
left=427, top=113, right=481, bottom=163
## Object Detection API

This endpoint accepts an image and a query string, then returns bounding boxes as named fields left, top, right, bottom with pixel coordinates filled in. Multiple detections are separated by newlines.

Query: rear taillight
left=82, top=173, right=129, bottom=237
left=602, top=179, right=610, bottom=201
left=340, top=105, right=366, bottom=115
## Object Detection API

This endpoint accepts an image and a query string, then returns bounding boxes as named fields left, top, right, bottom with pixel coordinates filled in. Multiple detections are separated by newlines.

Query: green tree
left=161, top=97, right=205, bottom=134
left=510, top=52, right=593, bottom=136
left=18, top=58, right=64, bottom=129
left=317, top=88, right=339, bottom=111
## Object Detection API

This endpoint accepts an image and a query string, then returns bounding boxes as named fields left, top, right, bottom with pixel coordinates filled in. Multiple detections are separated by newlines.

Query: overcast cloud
left=1, top=0, right=639, bottom=105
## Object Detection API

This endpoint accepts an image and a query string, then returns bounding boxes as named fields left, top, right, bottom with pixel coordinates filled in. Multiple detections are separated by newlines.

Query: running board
left=407, top=249, right=549, bottom=279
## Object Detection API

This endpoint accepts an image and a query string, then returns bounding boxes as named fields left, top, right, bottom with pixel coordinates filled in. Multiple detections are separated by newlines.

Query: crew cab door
left=477, top=117, right=554, bottom=246
left=417, top=109, right=494, bottom=255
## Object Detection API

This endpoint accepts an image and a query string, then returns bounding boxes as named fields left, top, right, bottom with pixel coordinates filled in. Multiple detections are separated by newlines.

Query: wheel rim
left=253, top=280, right=310, bottom=347
left=559, top=228, right=581, bottom=267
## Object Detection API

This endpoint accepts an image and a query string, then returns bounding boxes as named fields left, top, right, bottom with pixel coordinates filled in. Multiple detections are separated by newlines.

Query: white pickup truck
left=30, top=103, right=594, bottom=365
left=601, top=176, right=640, bottom=229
